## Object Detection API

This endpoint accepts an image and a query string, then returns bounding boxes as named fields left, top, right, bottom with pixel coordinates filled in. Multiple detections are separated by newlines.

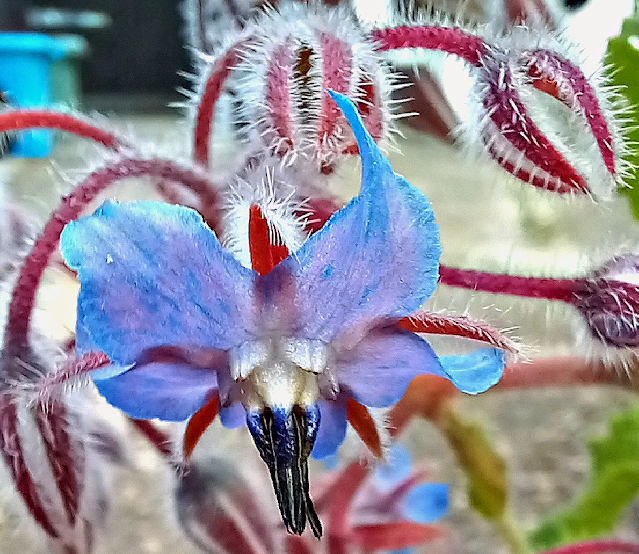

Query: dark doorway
left=30, top=1, right=189, bottom=99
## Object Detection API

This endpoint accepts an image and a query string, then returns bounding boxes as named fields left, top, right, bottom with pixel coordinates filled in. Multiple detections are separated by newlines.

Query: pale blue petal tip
left=401, top=483, right=449, bottom=523
left=440, top=347, right=505, bottom=395
left=373, top=445, right=412, bottom=491
left=321, top=453, right=340, bottom=470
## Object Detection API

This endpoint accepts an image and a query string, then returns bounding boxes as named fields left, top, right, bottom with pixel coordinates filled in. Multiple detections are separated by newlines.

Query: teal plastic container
left=0, top=33, right=66, bottom=157
left=51, top=34, right=88, bottom=110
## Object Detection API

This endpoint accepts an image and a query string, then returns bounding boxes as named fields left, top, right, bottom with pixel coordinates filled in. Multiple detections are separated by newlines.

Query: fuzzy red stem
left=370, top=26, right=488, bottom=67
left=497, top=356, right=635, bottom=390
left=33, top=352, right=111, bottom=400
left=5, top=158, right=219, bottom=348
left=398, top=311, right=518, bottom=355
left=537, top=540, right=639, bottom=554
left=326, top=461, right=369, bottom=553
left=194, top=44, right=243, bottom=167
left=0, top=110, right=125, bottom=150
left=438, top=265, right=580, bottom=303
left=130, top=419, right=173, bottom=459
left=286, top=536, right=314, bottom=554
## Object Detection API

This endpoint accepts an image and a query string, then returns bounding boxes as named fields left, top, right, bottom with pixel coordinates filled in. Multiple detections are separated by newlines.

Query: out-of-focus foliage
left=529, top=406, right=639, bottom=550
left=606, top=13, right=639, bottom=217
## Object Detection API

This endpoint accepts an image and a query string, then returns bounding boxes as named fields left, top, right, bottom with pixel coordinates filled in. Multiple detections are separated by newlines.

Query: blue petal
left=439, top=348, right=505, bottom=394
left=60, top=201, right=256, bottom=365
left=336, top=325, right=445, bottom=408
left=311, top=397, right=347, bottom=460
left=273, top=92, right=441, bottom=344
left=401, top=483, right=449, bottom=523
left=372, top=445, right=412, bottom=491
left=95, top=362, right=219, bottom=421
left=219, top=402, right=246, bottom=429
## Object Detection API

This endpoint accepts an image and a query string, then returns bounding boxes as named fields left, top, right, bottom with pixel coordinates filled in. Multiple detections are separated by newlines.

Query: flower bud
left=464, top=29, right=627, bottom=198
left=574, top=254, right=639, bottom=348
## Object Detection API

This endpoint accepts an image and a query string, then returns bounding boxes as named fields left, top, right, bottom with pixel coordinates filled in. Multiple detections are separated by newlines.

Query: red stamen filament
left=346, top=397, right=383, bottom=458
left=183, top=393, right=220, bottom=460
left=249, top=205, right=290, bottom=275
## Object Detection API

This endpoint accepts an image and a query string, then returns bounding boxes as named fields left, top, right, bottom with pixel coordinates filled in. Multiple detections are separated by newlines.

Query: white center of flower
left=229, top=338, right=331, bottom=410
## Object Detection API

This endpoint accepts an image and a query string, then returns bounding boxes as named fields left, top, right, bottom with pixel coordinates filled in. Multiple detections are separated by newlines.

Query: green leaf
left=605, top=22, right=639, bottom=218
left=440, top=408, right=507, bottom=520
left=529, top=405, right=639, bottom=551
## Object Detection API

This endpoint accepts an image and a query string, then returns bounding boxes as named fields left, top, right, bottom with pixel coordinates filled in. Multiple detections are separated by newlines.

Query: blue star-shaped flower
left=60, top=92, right=504, bottom=537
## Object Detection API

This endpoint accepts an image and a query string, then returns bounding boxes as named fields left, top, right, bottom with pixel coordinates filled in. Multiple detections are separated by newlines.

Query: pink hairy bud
left=467, top=32, right=627, bottom=198
left=1, top=346, right=122, bottom=553
left=231, top=4, right=393, bottom=173
left=573, top=254, right=639, bottom=349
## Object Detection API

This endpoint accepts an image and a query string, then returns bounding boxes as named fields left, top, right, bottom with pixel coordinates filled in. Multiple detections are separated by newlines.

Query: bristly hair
left=221, top=160, right=311, bottom=267
left=456, top=24, right=632, bottom=199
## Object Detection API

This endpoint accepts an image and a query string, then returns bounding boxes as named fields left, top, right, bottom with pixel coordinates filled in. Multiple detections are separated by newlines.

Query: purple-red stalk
left=34, top=404, right=84, bottom=526
left=497, top=356, right=634, bottom=390
left=130, top=419, right=173, bottom=459
left=33, top=352, right=111, bottom=400
left=438, top=265, right=579, bottom=302
left=0, top=110, right=126, bottom=150
left=370, top=26, right=487, bottom=67
left=398, top=310, right=519, bottom=356
left=194, top=44, right=243, bottom=166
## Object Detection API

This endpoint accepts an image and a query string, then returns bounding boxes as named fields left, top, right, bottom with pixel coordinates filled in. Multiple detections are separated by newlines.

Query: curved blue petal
left=336, top=326, right=445, bottom=408
left=95, top=362, right=219, bottom=421
left=219, top=402, right=246, bottom=429
left=60, top=201, right=256, bottom=365
left=311, top=397, right=347, bottom=460
left=273, top=91, right=441, bottom=344
left=401, top=483, right=449, bottom=523
left=439, top=348, right=505, bottom=394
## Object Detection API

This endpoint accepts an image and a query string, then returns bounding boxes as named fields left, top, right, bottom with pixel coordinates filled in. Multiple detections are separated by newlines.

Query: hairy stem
left=194, top=43, right=243, bottom=166
left=32, top=352, right=111, bottom=400
left=130, top=419, right=173, bottom=459
left=438, top=265, right=580, bottom=303
left=370, top=26, right=488, bottom=67
left=0, top=110, right=126, bottom=150
left=398, top=310, right=519, bottom=356
left=497, top=357, right=636, bottom=391
left=5, top=158, right=218, bottom=348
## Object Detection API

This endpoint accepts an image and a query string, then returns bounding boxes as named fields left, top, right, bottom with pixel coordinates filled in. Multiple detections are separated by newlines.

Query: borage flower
left=59, top=92, right=505, bottom=537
